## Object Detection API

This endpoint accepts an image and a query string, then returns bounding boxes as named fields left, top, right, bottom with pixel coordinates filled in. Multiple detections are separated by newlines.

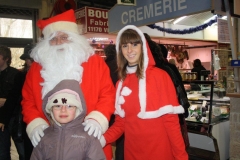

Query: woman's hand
left=0, top=123, right=5, bottom=131
left=0, top=98, right=6, bottom=108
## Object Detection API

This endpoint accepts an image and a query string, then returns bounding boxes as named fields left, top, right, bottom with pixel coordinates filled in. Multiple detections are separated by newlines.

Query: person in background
left=157, top=43, right=190, bottom=148
left=21, top=9, right=115, bottom=160
left=100, top=25, right=188, bottom=160
left=104, top=44, right=124, bottom=160
left=191, top=59, right=206, bottom=80
left=0, top=45, right=24, bottom=160
left=159, top=44, right=189, bottom=117
left=18, top=44, right=35, bottom=160
left=175, top=51, right=193, bottom=69
left=31, top=80, right=106, bottom=160
left=20, top=44, right=34, bottom=74
left=104, top=44, right=118, bottom=86
left=169, top=58, right=176, bottom=65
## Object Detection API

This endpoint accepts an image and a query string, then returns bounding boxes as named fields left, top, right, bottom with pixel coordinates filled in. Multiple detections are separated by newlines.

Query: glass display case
left=184, top=80, right=230, bottom=160
left=184, top=81, right=230, bottom=128
left=184, top=80, right=230, bottom=133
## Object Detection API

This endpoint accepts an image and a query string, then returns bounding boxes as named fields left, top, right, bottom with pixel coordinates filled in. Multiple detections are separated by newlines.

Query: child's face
left=52, top=105, right=77, bottom=125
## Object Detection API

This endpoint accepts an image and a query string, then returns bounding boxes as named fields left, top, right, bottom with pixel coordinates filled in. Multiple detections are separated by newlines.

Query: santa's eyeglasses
left=49, top=33, right=69, bottom=45
left=52, top=105, right=76, bottom=110
left=50, top=35, right=68, bottom=42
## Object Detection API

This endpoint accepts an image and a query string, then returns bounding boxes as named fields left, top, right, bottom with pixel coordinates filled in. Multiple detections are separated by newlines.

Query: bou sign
left=75, top=7, right=108, bottom=33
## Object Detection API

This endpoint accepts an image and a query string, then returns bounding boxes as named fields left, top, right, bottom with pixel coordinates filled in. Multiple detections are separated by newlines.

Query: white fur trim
left=126, top=65, right=137, bottom=73
left=26, top=118, right=49, bottom=138
left=46, top=91, right=82, bottom=114
left=114, top=108, right=125, bottom=117
left=115, top=86, right=132, bottom=117
left=43, top=21, right=79, bottom=38
left=137, top=105, right=185, bottom=119
left=115, top=81, right=125, bottom=117
left=139, top=78, right=146, bottom=114
left=118, top=96, right=125, bottom=104
left=84, top=111, right=108, bottom=133
left=121, top=87, right=132, bottom=96
left=115, top=25, right=148, bottom=73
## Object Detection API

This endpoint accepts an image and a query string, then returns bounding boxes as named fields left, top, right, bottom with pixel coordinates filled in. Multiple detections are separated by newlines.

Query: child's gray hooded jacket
left=30, top=79, right=106, bottom=160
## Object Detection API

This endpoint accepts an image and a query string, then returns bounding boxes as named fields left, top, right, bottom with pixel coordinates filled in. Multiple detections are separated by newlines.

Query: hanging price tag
left=202, top=100, right=207, bottom=107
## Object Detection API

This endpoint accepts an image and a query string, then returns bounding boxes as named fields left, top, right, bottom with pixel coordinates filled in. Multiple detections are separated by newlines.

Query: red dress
left=105, top=67, right=188, bottom=160
left=104, top=25, right=188, bottom=160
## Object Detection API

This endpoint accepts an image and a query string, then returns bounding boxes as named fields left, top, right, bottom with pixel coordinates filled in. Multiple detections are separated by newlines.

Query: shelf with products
left=90, top=43, right=109, bottom=59
left=184, top=80, right=230, bottom=160
left=212, top=46, right=231, bottom=81
left=226, top=66, right=240, bottom=93
left=184, top=81, right=230, bottom=130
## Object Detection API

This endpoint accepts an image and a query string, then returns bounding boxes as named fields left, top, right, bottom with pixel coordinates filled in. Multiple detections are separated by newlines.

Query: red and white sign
left=75, top=8, right=86, bottom=34
left=75, top=7, right=108, bottom=34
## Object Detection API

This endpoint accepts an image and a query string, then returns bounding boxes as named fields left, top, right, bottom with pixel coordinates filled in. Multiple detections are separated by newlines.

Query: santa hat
left=37, top=9, right=78, bottom=38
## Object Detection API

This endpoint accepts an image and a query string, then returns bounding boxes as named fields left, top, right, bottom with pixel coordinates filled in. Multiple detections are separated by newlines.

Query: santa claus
left=21, top=9, right=115, bottom=159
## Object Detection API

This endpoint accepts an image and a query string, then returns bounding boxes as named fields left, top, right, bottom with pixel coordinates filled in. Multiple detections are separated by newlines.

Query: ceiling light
left=173, top=16, right=187, bottom=24
left=222, top=16, right=227, bottom=19
left=204, top=15, right=217, bottom=23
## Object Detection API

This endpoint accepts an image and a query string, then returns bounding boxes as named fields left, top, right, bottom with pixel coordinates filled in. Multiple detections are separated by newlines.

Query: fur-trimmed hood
left=115, top=25, right=155, bottom=118
left=42, top=79, right=87, bottom=126
left=116, top=25, right=156, bottom=72
left=114, top=25, right=184, bottom=119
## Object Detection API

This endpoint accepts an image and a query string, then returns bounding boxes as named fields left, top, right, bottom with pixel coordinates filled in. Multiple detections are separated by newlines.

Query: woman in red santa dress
left=100, top=25, right=188, bottom=160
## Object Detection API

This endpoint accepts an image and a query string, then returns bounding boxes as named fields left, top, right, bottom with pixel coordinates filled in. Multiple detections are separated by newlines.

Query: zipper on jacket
left=58, top=127, right=65, bottom=160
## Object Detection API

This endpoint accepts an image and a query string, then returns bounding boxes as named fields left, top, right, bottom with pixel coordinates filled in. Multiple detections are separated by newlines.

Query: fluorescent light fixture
left=204, top=15, right=217, bottom=23
left=222, top=16, right=227, bottom=19
left=173, top=16, right=187, bottom=24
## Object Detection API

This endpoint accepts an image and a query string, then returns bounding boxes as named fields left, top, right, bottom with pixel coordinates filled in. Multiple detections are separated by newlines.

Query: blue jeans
left=0, top=128, right=11, bottom=160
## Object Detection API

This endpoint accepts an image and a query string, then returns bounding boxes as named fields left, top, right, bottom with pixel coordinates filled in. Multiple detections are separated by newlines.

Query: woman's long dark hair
left=117, top=29, right=144, bottom=80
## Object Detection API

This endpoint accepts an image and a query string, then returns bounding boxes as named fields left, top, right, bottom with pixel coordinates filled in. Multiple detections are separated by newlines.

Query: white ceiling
left=167, top=11, right=216, bottom=26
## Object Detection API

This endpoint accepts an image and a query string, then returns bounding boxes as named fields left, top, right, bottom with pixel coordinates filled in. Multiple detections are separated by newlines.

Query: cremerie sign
left=75, top=7, right=108, bottom=34
left=108, top=0, right=213, bottom=33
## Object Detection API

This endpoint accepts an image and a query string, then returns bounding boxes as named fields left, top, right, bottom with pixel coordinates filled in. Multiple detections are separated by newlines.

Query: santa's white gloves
left=82, top=119, right=102, bottom=139
left=100, top=135, right=106, bottom=147
left=30, top=124, right=49, bottom=147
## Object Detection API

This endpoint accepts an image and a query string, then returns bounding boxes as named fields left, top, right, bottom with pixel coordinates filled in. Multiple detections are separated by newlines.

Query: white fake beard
left=31, top=31, right=94, bottom=99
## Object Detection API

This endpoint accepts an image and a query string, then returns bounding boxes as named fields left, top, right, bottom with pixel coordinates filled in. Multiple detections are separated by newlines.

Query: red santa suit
left=103, top=25, right=188, bottom=160
left=22, top=54, right=115, bottom=159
